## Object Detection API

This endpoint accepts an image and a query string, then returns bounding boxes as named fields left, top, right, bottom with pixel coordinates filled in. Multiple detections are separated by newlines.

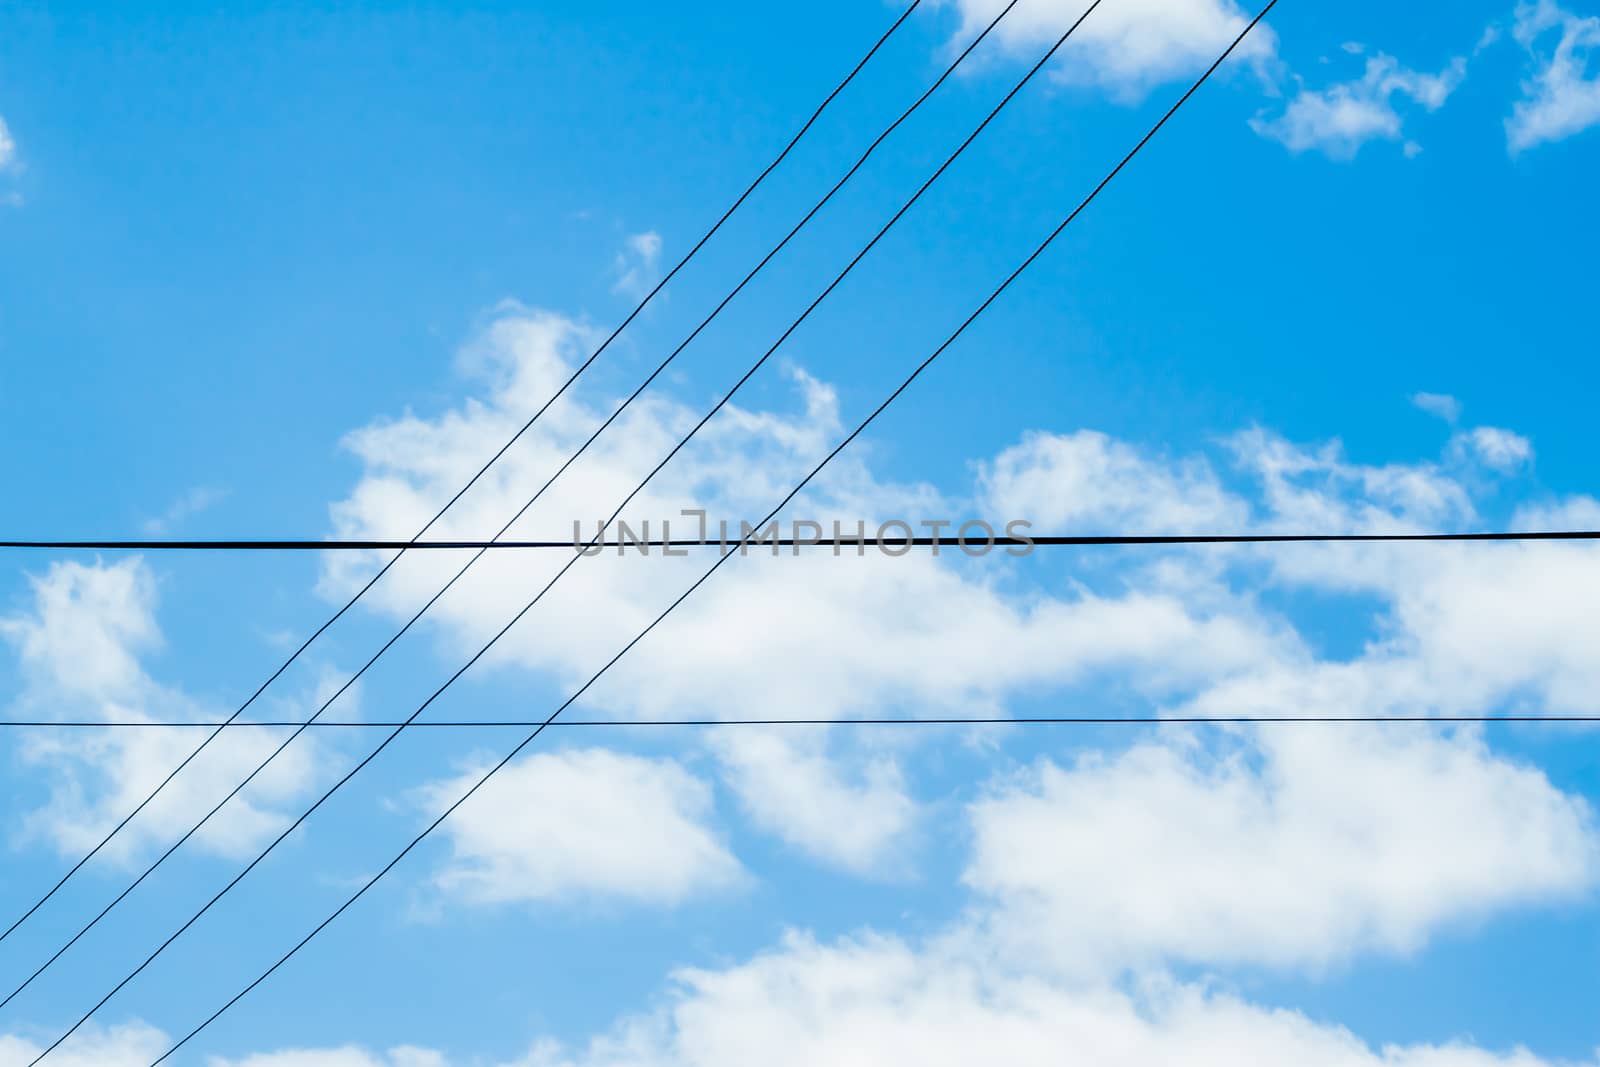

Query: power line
left=136, top=7, right=1278, bottom=1065
left=11, top=0, right=1071, bottom=1039
left=0, top=0, right=923, bottom=960
left=4, top=531, right=1599, bottom=551
left=0, top=715, right=1592, bottom=729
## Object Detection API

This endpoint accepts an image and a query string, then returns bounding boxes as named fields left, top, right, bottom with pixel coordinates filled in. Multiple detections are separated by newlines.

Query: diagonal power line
left=127, top=5, right=1280, bottom=1064
left=0, top=0, right=1035, bottom=1020
left=20, top=1, right=1115, bottom=1058
left=0, top=1, right=925, bottom=954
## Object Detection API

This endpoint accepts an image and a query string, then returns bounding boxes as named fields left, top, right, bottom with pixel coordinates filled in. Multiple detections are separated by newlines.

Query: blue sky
left=2, top=1, right=1600, bottom=1064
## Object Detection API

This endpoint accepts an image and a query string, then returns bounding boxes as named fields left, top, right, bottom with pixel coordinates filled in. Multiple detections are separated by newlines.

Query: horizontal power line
left=0, top=715, right=1592, bottom=728
left=4, top=531, right=1600, bottom=551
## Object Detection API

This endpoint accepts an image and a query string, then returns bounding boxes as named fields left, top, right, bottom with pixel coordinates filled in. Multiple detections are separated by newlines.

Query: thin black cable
left=0, top=0, right=1024, bottom=1019
left=0, top=715, right=1592, bottom=729
left=141, top=7, right=1278, bottom=1064
left=0, top=1, right=922, bottom=955
left=4, top=531, right=1600, bottom=551
left=18, top=1, right=1094, bottom=1050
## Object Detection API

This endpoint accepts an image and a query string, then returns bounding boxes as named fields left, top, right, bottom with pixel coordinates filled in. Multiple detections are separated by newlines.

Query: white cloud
left=1168, top=430, right=1600, bottom=721
left=557, top=936, right=1600, bottom=1067
left=216, top=935, right=1600, bottom=1067
left=966, top=726, right=1598, bottom=974
left=707, top=730, right=916, bottom=876
left=937, top=0, right=1279, bottom=99
left=415, top=748, right=742, bottom=906
left=0, top=559, right=327, bottom=863
left=1185, top=529, right=1600, bottom=724
left=1, top=558, right=161, bottom=703
left=324, top=315, right=1287, bottom=712
left=0, top=1021, right=169, bottom=1067
left=973, top=424, right=1600, bottom=728
left=979, top=429, right=1246, bottom=532
left=1412, top=392, right=1462, bottom=424
left=613, top=231, right=664, bottom=299
left=0, top=116, right=15, bottom=172
left=1226, top=426, right=1476, bottom=532
left=1252, top=52, right=1467, bottom=159
left=1508, top=0, right=1600, bottom=153
left=1450, top=426, right=1534, bottom=472
left=322, top=309, right=1290, bottom=870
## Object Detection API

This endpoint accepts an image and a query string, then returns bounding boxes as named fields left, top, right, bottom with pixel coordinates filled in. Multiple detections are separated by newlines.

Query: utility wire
left=0, top=2, right=923, bottom=956
left=134, top=6, right=1278, bottom=1065
left=4, top=531, right=1600, bottom=551
left=0, top=715, right=1592, bottom=729
left=14, top=0, right=1077, bottom=1044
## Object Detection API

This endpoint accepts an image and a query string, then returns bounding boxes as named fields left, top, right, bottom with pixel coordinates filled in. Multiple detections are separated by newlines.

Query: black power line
left=4, top=531, right=1599, bottom=551
left=0, top=715, right=1593, bottom=729
left=133, top=6, right=1278, bottom=1065
left=14, top=0, right=1081, bottom=1043
left=0, top=0, right=924, bottom=960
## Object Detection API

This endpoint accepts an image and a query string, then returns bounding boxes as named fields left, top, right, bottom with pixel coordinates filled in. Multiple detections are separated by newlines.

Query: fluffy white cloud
left=967, top=726, right=1598, bottom=974
left=1251, top=52, right=1467, bottom=159
left=706, top=729, right=916, bottom=875
left=531, top=933, right=1600, bottom=1067
left=1, top=558, right=161, bottom=703
left=1450, top=426, right=1534, bottom=472
left=0, top=1021, right=168, bottom=1067
left=204, top=934, right=1600, bottom=1067
left=980, top=429, right=1246, bottom=532
left=938, top=0, right=1278, bottom=99
left=0, top=559, right=327, bottom=863
left=972, top=424, right=1600, bottom=729
left=322, top=309, right=1289, bottom=870
left=1507, top=0, right=1600, bottom=153
left=1225, top=425, right=1477, bottom=532
left=1181, top=431, right=1600, bottom=720
left=325, top=315, right=1285, bottom=711
left=416, top=747, right=742, bottom=906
